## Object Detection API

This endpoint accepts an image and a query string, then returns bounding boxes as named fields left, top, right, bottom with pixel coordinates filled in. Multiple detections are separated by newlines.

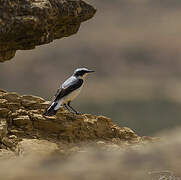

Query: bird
left=43, top=68, right=95, bottom=116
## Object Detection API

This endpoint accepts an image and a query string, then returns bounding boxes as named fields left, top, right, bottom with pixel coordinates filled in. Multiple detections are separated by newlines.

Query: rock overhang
left=0, top=0, right=96, bottom=62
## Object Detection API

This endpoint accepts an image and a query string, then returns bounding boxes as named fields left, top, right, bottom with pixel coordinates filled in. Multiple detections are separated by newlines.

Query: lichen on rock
left=0, top=0, right=96, bottom=62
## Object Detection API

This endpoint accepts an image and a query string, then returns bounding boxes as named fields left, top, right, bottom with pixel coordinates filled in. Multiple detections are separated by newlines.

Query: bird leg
left=67, top=101, right=81, bottom=115
left=63, top=104, right=72, bottom=113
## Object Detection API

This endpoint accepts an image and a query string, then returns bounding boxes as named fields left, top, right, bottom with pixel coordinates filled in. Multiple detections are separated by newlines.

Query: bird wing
left=51, top=77, right=83, bottom=103
left=50, top=88, right=62, bottom=103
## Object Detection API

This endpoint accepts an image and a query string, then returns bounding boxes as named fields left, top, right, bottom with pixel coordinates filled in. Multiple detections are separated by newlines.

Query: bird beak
left=87, top=70, right=95, bottom=73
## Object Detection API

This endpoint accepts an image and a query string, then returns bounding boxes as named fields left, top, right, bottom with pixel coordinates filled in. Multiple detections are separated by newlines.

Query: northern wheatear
left=43, top=68, right=94, bottom=116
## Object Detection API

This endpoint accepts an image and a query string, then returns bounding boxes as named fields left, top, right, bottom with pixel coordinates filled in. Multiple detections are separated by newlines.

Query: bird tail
left=43, top=102, right=58, bottom=116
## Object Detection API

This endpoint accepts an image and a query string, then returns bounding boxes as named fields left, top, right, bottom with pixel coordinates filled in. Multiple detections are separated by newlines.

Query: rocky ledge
left=0, top=89, right=153, bottom=158
left=0, top=0, right=96, bottom=62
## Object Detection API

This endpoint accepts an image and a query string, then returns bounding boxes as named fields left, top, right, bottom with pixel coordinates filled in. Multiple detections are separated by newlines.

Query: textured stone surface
left=0, top=89, right=167, bottom=180
left=0, top=89, right=149, bottom=157
left=17, top=139, right=59, bottom=156
left=0, top=119, right=7, bottom=140
left=0, top=0, right=96, bottom=62
left=0, top=149, right=16, bottom=160
left=0, top=130, right=180, bottom=180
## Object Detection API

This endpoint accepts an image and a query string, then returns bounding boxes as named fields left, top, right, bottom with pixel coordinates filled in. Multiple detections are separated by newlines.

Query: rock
left=0, top=129, right=181, bottom=180
left=21, top=95, right=46, bottom=109
left=12, top=109, right=29, bottom=117
left=0, top=149, right=16, bottom=159
left=8, top=135, right=17, bottom=139
left=17, top=139, right=59, bottom=156
left=0, top=92, right=21, bottom=103
left=1, top=90, right=140, bottom=142
left=39, top=101, right=50, bottom=109
left=21, top=100, right=37, bottom=107
left=0, top=89, right=7, bottom=96
left=6, top=102, right=21, bottom=112
left=0, top=89, right=7, bottom=93
left=1, top=137, right=15, bottom=149
left=32, top=114, right=66, bottom=134
left=0, top=119, right=7, bottom=140
left=9, top=129, right=25, bottom=137
left=21, top=95, right=45, bottom=103
left=0, top=108, right=10, bottom=118
left=0, top=0, right=96, bottom=62
left=0, top=89, right=152, bottom=159
left=13, top=115, right=32, bottom=130
left=0, top=99, right=8, bottom=108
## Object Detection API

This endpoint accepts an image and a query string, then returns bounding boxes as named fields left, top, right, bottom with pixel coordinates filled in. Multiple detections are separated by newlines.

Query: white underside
left=54, top=87, right=82, bottom=110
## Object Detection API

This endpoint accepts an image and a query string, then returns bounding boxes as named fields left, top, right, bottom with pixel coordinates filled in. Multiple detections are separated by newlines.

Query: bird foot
left=70, top=111, right=82, bottom=115
left=75, top=111, right=82, bottom=115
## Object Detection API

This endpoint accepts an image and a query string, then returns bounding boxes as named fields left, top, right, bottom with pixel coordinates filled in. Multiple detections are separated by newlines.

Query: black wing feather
left=53, top=78, right=83, bottom=102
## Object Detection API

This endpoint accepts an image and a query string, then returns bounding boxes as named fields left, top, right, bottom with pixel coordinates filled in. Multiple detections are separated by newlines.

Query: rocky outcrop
left=0, top=89, right=165, bottom=180
left=0, top=0, right=96, bottom=62
left=0, top=128, right=180, bottom=180
left=0, top=89, right=149, bottom=157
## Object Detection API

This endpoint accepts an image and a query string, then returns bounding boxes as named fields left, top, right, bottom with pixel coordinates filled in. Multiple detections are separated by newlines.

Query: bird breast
left=64, top=87, right=82, bottom=102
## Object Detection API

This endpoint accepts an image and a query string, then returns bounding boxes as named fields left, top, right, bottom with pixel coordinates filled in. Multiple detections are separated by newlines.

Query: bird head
left=73, top=68, right=95, bottom=79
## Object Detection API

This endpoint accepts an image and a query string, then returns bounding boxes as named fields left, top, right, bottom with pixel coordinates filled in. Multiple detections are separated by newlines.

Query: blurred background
left=1, top=0, right=181, bottom=136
